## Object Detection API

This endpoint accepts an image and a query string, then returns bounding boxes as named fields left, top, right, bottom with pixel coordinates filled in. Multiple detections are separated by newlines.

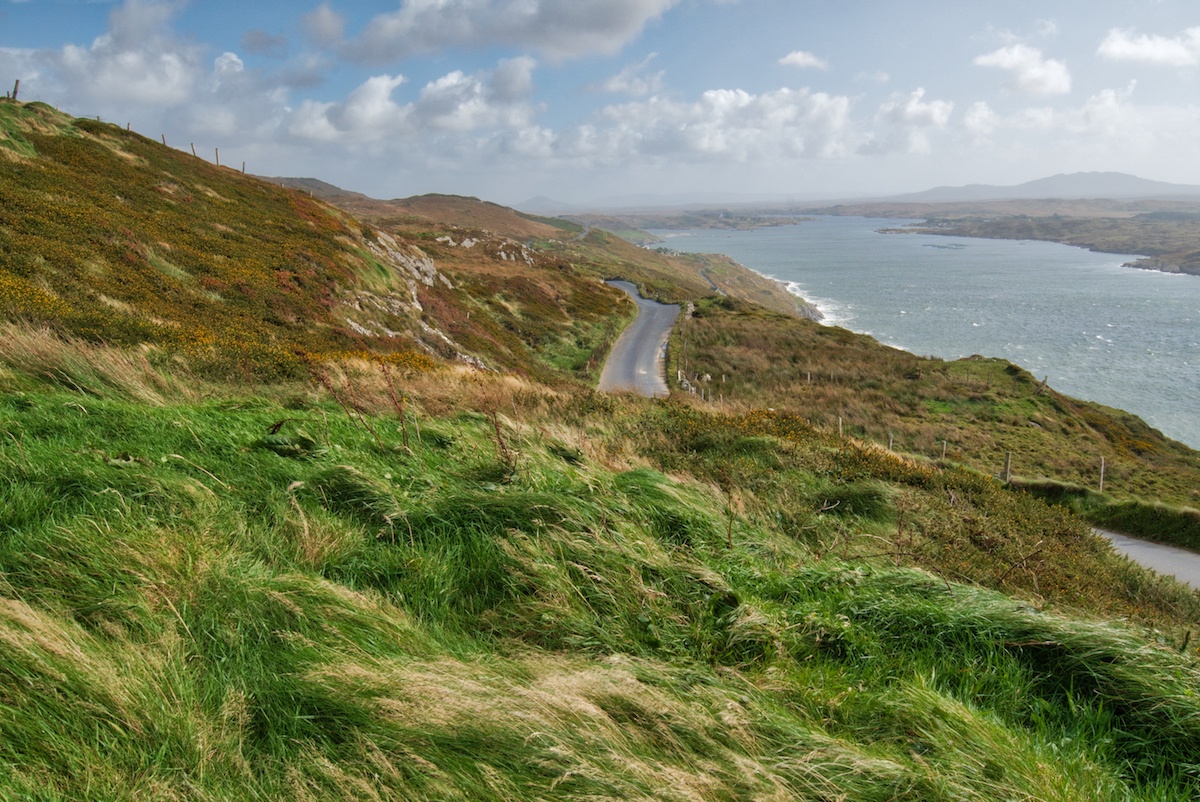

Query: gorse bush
left=0, top=104, right=437, bottom=380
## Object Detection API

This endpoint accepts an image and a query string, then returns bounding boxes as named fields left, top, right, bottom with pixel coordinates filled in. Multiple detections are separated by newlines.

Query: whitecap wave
left=783, top=281, right=854, bottom=326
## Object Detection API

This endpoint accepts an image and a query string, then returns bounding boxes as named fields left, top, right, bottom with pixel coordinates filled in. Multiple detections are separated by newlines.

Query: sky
left=2, top=0, right=1199, bottom=206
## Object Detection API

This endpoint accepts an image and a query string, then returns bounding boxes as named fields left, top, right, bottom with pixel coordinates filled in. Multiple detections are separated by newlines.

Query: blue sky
left=2, top=0, right=1199, bottom=206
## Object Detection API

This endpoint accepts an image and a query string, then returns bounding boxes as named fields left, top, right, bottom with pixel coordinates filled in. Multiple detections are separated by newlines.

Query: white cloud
left=50, top=0, right=203, bottom=106
left=0, top=47, right=40, bottom=96
left=945, top=81, right=1200, bottom=181
left=571, top=86, right=855, bottom=164
left=865, top=88, right=953, bottom=154
left=779, top=50, right=828, bottom=70
left=963, top=100, right=998, bottom=144
left=287, top=58, right=538, bottom=143
left=327, top=0, right=679, bottom=64
left=1098, top=27, right=1200, bottom=67
left=974, top=44, right=1071, bottom=95
left=593, top=53, right=663, bottom=96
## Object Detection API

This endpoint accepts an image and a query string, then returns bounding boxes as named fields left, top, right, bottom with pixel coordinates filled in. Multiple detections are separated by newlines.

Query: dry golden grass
left=0, top=323, right=202, bottom=404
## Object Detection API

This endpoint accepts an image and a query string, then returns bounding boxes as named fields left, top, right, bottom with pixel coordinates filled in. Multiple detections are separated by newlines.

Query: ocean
left=655, top=216, right=1200, bottom=449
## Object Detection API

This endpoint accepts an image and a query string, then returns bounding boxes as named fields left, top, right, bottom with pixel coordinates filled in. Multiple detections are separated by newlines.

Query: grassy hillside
left=672, top=297, right=1200, bottom=542
left=5, top=97, right=1200, bottom=799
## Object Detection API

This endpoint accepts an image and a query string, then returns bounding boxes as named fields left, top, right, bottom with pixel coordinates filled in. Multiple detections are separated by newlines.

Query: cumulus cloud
left=942, top=80, right=1200, bottom=181
left=50, top=0, right=203, bottom=106
left=592, top=53, right=663, bottom=96
left=864, top=88, right=953, bottom=154
left=1098, top=27, right=1200, bottom=66
left=974, top=44, right=1071, bottom=95
left=287, top=57, right=539, bottom=143
left=565, top=86, right=855, bottom=165
left=318, top=0, right=678, bottom=64
left=779, top=50, right=828, bottom=70
left=963, top=100, right=998, bottom=144
left=8, top=0, right=329, bottom=143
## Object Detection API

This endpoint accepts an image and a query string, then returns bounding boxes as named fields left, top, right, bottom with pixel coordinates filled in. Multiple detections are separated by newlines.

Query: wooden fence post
left=191, top=143, right=196, bottom=157
left=215, top=147, right=220, bottom=167
left=11, top=80, right=18, bottom=100
left=1004, top=452, right=1012, bottom=483
left=161, top=134, right=166, bottom=146
left=942, top=440, right=947, bottom=459
left=1099, top=457, right=1106, bottom=494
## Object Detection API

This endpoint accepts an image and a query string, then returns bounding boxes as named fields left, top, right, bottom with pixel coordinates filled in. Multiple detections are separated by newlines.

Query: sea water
left=656, top=216, right=1200, bottom=449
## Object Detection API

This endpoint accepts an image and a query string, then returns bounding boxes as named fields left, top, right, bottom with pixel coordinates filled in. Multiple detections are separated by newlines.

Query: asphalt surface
left=1097, top=529, right=1200, bottom=589
left=598, top=280, right=679, bottom=398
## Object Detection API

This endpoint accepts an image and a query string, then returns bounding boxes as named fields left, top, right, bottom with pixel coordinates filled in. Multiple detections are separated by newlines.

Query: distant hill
left=269, top=180, right=569, bottom=241
left=887, top=172, right=1200, bottom=203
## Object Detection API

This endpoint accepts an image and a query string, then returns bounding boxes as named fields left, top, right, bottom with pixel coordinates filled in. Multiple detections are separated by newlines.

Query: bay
left=656, top=216, right=1200, bottom=449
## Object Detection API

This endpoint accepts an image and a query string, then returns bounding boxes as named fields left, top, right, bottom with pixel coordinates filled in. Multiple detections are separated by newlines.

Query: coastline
left=652, top=218, right=1200, bottom=449
left=886, top=223, right=1200, bottom=278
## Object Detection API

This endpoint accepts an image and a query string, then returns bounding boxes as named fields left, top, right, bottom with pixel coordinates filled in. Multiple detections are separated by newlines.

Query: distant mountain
left=515, top=196, right=579, bottom=215
left=887, top=172, right=1200, bottom=203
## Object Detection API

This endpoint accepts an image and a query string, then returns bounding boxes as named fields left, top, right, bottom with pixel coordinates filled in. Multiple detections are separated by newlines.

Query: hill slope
left=4, top=97, right=1200, bottom=800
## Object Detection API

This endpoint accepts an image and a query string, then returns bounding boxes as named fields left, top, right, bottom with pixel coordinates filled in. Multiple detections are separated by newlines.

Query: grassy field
left=6, top=97, right=1200, bottom=799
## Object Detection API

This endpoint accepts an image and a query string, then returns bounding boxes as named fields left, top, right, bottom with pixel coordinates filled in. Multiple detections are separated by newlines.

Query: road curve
left=1096, top=528, right=1200, bottom=589
left=598, top=280, right=679, bottom=398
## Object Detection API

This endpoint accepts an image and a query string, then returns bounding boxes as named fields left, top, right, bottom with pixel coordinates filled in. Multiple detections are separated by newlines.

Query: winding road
left=598, top=280, right=679, bottom=398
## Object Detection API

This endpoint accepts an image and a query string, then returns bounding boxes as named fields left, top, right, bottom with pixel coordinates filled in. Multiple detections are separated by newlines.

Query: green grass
left=3, top=355, right=1200, bottom=798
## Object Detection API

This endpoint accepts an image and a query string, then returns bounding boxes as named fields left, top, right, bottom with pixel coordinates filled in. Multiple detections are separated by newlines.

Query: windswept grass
left=3, top=343, right=1200, bottom=797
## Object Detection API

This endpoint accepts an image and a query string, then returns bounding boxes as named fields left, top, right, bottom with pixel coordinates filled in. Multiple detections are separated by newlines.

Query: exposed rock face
left=369, top=232, right=454, bottom=290
left=338, top=229, right=488, bottom=369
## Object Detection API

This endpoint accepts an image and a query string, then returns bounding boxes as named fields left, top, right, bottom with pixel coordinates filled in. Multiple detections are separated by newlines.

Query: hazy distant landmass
left=793, top=173, right=1200, bottom=277
left=526, top=172, right=1200, bottom=278
left=874, top=171, right=1200, bottom=204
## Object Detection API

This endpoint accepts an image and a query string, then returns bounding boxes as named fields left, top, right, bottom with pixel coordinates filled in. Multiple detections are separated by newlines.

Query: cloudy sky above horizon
left=2, top=0, right=1199, bottom=206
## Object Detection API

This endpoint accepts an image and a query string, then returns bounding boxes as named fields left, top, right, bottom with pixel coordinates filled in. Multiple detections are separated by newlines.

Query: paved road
left=1097, top=529, right=1200, bottom=589
left=598, top=280, right=679, bottom=398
